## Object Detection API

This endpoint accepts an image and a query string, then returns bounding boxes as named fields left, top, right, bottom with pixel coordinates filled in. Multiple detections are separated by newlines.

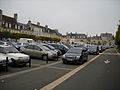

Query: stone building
left=0, top=9, right=33, bottom=35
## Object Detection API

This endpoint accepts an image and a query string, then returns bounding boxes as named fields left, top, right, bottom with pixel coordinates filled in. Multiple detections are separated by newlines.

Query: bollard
left=29, top=57, right=31, bottom=67
left=46, top=58, right=48, bottom=64
left=5, top=57, right=8, bottom=72
left=46, top=54, right=48, bottom=64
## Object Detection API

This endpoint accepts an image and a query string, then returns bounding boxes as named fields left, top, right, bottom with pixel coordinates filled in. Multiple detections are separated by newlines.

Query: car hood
left=6, top=53, right=29, bottom=58
left=0, top=55, right=6, bottom=61
left=65, top=53, right=81, bottom=57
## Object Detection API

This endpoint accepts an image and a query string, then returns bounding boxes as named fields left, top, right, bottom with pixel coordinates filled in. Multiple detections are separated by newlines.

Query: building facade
left=27, top=20, right=62, bottom=38
left=66, top=32, right=88, bottom=44
left=0, top=9, right=33, bottom=35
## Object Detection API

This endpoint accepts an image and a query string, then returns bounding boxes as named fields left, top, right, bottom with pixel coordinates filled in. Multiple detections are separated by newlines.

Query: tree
left=115, top=25, right=120, bottom=45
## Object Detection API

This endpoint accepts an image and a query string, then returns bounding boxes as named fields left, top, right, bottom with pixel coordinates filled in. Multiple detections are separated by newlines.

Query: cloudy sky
left=0, top=0, right=120, bottom=36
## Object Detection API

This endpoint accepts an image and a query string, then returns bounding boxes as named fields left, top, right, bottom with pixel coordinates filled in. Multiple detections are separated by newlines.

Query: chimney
left=45, top=25, right=48, bottom=28
left=37, top=22, right=40, bottom=26
left=27, top=20, right=31, bottom=26
left=0, top=9, right=2, bottom=21
left=14, top=13, right=18, bottom=21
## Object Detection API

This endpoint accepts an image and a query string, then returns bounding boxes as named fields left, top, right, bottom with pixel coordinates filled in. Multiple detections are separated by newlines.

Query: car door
left=82, top=50, right=87, bottom=61
left=24, top=45, right=34, bottom=57
left=33, top=45, right=43, bottom=58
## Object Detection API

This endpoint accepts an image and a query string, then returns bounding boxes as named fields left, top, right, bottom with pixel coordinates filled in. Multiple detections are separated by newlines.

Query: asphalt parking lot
left=0, top=55, right=95, bottom=76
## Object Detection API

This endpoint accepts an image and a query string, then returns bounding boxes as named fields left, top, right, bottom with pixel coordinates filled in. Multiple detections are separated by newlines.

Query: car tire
left=42, top=55, right=48, bottom=61
left=63, top=61, right=67, bottom=64
left=79, top=60, right=83, bottom=65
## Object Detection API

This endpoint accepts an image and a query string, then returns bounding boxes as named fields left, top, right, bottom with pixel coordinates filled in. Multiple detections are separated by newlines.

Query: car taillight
left=5, top=45, right=11, bottom=46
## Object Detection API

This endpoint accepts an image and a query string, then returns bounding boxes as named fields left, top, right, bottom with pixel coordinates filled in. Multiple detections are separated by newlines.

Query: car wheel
left=79, top=59, right=83, bottom=65
left=63, top=61, right=67, bottom=64
left=42, top=55, right=48, bottom=61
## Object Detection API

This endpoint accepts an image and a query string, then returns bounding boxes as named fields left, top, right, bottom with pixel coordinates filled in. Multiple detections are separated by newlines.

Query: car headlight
left=62, top=54, right=65, bottom=58
left=76, top=56, right=80, bottom=59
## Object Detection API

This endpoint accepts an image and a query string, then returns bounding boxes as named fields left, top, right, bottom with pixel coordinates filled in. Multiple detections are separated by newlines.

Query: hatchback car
left=0, top=45, right=30, bottom=66
left=88, top=45, right=99, bottom=55
left=0, top=54, right=7, bottom=67
left=20, top=44, right=58, bottom=60
left=62, top=47, right=88, bottom=64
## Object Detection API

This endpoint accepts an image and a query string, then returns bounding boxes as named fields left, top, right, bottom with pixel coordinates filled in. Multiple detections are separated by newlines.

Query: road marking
left=0, top=61, right=62, bottom=80
left=48, top=66, right=73, bottom=71
left=40, top=53, right=102, bottom=90
left=104, top=59, right=110, bottom=64
left=101, top=53, right=118, bottom=55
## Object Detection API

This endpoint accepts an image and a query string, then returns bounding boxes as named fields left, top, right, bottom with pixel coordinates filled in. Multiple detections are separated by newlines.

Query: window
left=15, top=25, right=17, bottom=29
left=5, top=23, right=8, bottom=27
left=27, top=45, right=34, bottom=49
left=18, top=26, right=20, bottom=29
left=9, top=23, right=12, bottom=28
left=34, top=45, right=42, bottom=51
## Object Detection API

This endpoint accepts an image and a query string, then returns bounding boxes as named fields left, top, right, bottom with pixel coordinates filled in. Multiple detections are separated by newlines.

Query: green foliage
left=115, top=25, right=120, bottom=45
left=98, top=41, right=101, bottom=45
left=0, top=30, right=61, bottom=42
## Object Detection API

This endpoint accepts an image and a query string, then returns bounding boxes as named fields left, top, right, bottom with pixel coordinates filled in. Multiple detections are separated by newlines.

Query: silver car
left=20, top=44, right=58, bottom=60
left=0, top=45, right=30, bottom=66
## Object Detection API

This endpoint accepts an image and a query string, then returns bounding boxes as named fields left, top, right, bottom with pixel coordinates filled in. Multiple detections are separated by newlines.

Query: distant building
left=65, top=32, right=88, bottom=44
left=0, top=9, right=33, bottom=35
left=27, top=20, right=62, bottom=38
left=100, top=33, right=114, bottom=41
left=100, top=33, right=114, bottom=45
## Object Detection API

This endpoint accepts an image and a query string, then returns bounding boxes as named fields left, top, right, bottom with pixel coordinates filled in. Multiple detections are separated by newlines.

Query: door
left=33, top=45, right=43, bottom=58
left=24, top=45, right=34, bottom=57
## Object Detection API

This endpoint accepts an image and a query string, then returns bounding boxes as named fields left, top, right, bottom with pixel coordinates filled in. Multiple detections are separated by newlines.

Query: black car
left=62, top=47, right=88, bottom=64
left=49, top=43, right=69, bottom=55
left=88, top=45, right=99, bottom=55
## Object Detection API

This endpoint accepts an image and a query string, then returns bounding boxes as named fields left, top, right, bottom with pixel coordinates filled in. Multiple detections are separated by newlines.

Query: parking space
left=0, top=57, right=62, bottom=76
left=0, top=55, right=96, bottom=77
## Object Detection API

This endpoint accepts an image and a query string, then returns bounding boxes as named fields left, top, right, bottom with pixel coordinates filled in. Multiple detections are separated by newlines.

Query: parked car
left=20, top=44, right=58, bottom=60
left=62, top=47, right=88, bottom=64
left=0, top=40, right=21, bottom=51
left=49, top=43, right=69, bottom=55
left=40, top=43, right=62, bottom=56
left=63, top=43, right=73, bottom=49
left=0, top=45, right=30, bottom=66
left=98, top=45, right=103, bottom=53
left=73, top=44, right=88, bottom=51
left=0, top=40, right=12, bottom=46
left=88, top=45, right=99, bottom=55
left=0, top=55, right=7, bottom=67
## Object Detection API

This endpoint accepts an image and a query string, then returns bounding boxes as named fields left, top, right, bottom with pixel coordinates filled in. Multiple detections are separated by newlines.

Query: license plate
left=67, top=59, right=73, bottom=61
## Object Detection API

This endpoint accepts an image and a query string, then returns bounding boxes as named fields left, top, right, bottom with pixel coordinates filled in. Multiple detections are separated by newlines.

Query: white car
left=0, top=45, right=30, bottom=66
left=0, top=54, right=7, bottom=66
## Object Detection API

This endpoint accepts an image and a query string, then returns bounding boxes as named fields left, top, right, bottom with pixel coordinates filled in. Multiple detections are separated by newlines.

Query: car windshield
left=5, top=47, right=19, bottom=53
left=44, top=45, right=55, bottom=50
left=61, top=44, right=69, bottom=49
left=89, top=46, right=97, bottom=50
left=67, top=48, right=82, bottom=54
left=39, top=45, right=50, bottom=51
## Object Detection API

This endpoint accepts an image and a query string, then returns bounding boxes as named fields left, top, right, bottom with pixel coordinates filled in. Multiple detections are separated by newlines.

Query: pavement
left=0, top=48, right=120, bottom=90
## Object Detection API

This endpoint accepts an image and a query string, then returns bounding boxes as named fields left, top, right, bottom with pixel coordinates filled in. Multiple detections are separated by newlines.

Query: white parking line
left=40, top=53, right=102, bottom=90
left=101, top=53, right=118, bottom=55
left=0, top=61, right=62, bottom=80
left=48, top=66, right=73, bottom=71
